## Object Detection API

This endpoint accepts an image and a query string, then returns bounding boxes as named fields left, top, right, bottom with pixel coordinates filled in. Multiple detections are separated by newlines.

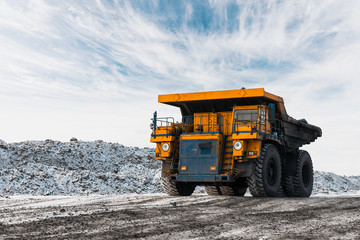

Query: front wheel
left=247, top=144, right=282, bottom=197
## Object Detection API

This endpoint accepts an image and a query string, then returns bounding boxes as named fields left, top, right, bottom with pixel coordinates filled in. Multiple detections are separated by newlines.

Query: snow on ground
left=0, top=139, right=359, bottom=196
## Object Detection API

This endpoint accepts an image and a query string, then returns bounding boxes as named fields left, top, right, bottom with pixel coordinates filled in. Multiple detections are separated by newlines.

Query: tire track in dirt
left=1, top=195, right=360, bottom=239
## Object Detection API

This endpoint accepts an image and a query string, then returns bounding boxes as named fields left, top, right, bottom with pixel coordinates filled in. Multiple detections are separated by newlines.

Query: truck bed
left=282, top=117, right=322, bottom=150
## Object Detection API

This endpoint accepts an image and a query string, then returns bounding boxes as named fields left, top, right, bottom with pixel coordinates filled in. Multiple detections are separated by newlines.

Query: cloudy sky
left=0, top=0, right=359, bottom=175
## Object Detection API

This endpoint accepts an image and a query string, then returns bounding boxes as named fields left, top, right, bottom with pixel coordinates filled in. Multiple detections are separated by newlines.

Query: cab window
left=234, top=109, right=258, bottom=122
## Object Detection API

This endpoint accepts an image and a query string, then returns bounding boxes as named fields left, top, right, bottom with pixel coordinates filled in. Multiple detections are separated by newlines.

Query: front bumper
left=169, top=174, right=234, bottom=183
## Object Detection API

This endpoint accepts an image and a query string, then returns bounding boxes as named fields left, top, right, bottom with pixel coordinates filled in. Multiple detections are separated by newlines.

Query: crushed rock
left=0, top=139, right=359, bottom=195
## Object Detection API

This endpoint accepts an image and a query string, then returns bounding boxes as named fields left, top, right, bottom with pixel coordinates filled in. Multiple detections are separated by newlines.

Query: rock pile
left=0, top=139, right=359, bottom=196
left=0, top=139, right=162, bottom=195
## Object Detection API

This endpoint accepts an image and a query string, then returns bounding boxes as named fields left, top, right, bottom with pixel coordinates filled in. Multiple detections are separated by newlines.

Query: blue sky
left=0, top=0, right=360, bottom=175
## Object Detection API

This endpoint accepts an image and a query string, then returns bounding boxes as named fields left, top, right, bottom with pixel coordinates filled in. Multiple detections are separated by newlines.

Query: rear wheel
left=284, top=150, right=313, bottom=197
left=247, top=144, right=282, bottom=197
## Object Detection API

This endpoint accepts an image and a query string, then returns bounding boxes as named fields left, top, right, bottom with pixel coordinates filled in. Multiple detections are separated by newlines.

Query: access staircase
left=222, top=136, right=233, bottom=174
left=170, top=139, right=180, bottom=174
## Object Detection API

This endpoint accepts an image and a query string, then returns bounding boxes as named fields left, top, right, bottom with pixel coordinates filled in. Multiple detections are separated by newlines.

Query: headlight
left=234, top=141, right=242, bottom=151
left=162, top=142, right=170, bottom=152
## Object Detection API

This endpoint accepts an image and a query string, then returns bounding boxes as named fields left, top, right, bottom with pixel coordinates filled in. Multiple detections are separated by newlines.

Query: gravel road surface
left=1, top=194, right=359, bottom=239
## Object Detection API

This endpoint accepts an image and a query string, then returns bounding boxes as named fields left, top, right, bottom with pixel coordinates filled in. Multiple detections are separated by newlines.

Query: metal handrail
left=232, top=107, right=281, bottom=138
left=151, top=111, right=175, bottom=138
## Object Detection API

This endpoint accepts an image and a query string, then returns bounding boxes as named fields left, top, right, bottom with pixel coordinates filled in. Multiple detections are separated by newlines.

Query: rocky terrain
left=0, top=139, right=359, bottom=196
left=0, top=139, right=161, bottom=196
left=1, top=139, right=360, bottom=239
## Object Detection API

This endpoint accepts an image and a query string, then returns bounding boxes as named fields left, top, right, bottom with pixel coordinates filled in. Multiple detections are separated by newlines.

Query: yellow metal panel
left=154, top=141, right=175, bottom=159
left=232, top=140, right=247, bottom=157
left=246, top=140, right=261, bottom=158
left=150, top=135, right=175, bottom=143
left=180, top=134, right=220, bottom=140
left=218, top=111, right=232, bottom=135
left=231, top=139, right=261, bottom=159
left=193, top=113, right=220, bottom=133
left=158, top=88, right=284, bottom=103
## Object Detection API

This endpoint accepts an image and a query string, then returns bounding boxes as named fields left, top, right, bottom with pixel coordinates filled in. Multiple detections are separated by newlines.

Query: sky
left=0, top=0, right=360, bottom=175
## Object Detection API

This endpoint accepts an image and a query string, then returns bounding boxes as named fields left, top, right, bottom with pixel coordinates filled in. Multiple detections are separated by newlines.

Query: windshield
left=234, top=109, right=258, bottom=122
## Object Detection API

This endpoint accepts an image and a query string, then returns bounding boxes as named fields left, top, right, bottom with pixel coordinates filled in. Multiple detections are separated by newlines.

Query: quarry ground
left=1, top=194, right=360, bottom=240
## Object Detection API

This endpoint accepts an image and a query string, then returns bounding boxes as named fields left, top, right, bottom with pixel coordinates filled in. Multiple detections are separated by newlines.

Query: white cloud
left=0, top=0, right=359, bottom=174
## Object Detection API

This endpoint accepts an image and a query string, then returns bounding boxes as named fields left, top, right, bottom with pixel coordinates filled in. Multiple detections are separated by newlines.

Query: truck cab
left=150, top=88, right=321, bottom=197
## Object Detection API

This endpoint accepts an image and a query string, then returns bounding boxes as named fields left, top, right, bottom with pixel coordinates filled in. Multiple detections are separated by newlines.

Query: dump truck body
left=150, top=88, right=322, bottom=197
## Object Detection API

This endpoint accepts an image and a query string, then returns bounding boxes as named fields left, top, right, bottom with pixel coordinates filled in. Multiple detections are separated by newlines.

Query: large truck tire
left=247, top=144, right=282, bottom=197
left=221, top=179, right=248, bottom=196
left=176, top=182, right=196, bottom=196
left=161, top=176, right=181, bottom=196
left=161, top=161, right=195, bottom=196
left=161, top=177, right=195, bottom=196
left=205, top=186, right=222, bottom=195
left=284, top=150, right=313, bottom=197
left=220, top=185, right=247, bottom=196
left=205, top=184, right=247, bottom=196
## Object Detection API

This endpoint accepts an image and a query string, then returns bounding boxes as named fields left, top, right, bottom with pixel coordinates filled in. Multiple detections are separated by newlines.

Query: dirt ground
left=0, top=194, right=359, bottom=239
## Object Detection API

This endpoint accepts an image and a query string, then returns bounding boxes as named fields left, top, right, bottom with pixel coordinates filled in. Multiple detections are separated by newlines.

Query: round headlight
left=234, top=141, right=242, bottom=151
left=162, top=142, right=170, bottom=152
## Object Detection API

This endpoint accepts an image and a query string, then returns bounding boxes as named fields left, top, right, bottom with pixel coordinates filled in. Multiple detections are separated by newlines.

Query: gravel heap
left=0, top=139, right=161, bottom=195
left=313, top=170, right=360, bottom=194
left=0, top=139, right=359, bottom=196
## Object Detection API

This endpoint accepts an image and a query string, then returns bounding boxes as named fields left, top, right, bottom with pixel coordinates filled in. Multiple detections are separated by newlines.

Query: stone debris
left=0, top=139, right=359, bottom=196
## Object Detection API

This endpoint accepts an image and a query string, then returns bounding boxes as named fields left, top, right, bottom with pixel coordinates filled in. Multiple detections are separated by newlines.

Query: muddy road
left=0, top=194, right=359, bottom=239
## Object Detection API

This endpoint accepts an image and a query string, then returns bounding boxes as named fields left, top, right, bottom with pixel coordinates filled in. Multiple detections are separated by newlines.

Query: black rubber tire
left=205, top=186, right=222, bottom=195
left=161, top=161, right=195, bottom=196
left=176, top=182, right=196, bottom=196
left=221, top=185, right=247, bottom=196
left=161, top=176, right=180, bottom=196
left=221, top=178, right=248, bottom=196
left=247, top=144, right=282, bottom=197
left=284, top=150, right=313, bottom=197
left=161, top=177, right=195, bottom=196
left=232, top=184, right=248, bottom=196
left=205, top=184, right=247, bottom=196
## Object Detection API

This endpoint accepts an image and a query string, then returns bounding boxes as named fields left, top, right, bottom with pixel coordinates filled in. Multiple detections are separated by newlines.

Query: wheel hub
left=266, top=158, right=277, bottom=186
left=302, top=163, right=310, bottom=187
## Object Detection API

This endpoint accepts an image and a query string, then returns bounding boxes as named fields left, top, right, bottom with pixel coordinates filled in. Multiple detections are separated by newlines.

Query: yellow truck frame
left=150, top=88, right=322, bottom=197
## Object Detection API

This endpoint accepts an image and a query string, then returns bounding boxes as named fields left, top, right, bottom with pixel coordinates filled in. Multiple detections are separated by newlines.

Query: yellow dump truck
left=150, top=88, right=322, bottom=197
